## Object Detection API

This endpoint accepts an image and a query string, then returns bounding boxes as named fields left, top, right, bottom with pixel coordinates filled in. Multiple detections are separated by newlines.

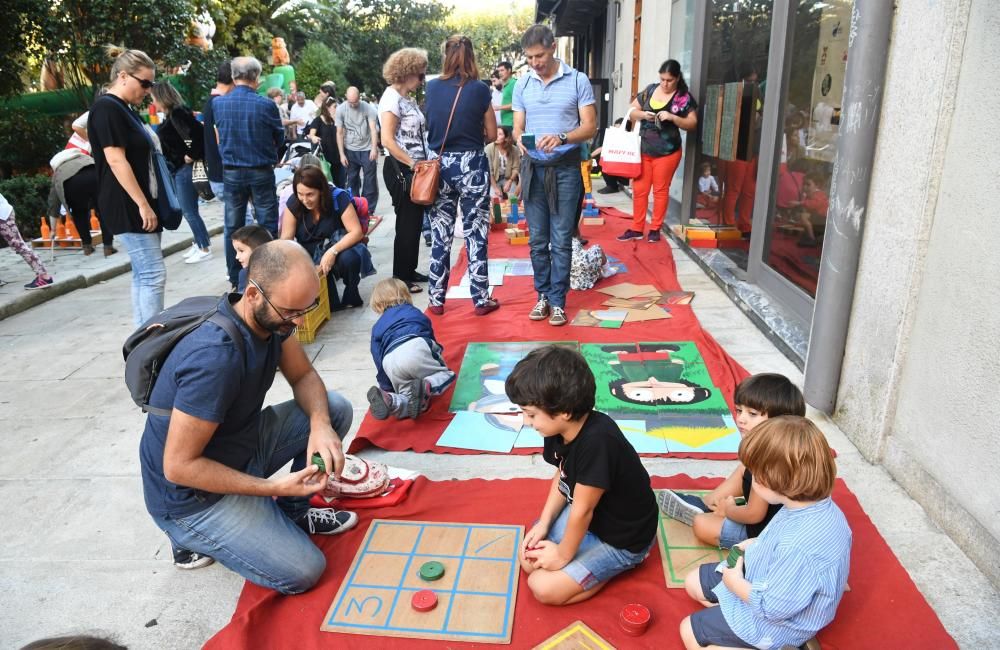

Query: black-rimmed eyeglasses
left=248, top=279, right=320, bottom=323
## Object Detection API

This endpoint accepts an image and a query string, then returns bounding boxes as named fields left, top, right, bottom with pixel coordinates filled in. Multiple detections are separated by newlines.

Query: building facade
left=537, top=0, right=1000, bottom=588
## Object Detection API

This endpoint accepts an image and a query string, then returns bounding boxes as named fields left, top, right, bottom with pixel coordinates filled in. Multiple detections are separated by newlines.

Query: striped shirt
left=213, top=85, right=284, bottom=168
left=715, top=497, right=852, bottom=649
left=512, top=60, right=594, bottom=162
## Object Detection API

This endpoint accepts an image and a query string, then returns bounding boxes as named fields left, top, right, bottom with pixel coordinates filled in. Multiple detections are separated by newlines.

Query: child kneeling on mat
left=680, top=416, right=851, bottom=650
left=367, top=278, right=455, bottom=420
left=658, top=373, right=805, bottom=549
left=507, top=346, right=658, bottom=605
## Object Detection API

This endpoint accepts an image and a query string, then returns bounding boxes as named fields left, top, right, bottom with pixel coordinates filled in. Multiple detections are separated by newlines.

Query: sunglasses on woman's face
left=128, top=73, right=155, bottom=90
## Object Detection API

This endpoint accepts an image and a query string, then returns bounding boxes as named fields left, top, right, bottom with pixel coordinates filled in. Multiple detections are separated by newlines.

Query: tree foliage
left=2, top=1, right=48, bottom=98
left=446, top=5, right=534, bottom=73
left=340, top=0, right=451, bottom=95
left=0, top=108, right=68, bottom=173
left=295, top=43, right=348, bottom=97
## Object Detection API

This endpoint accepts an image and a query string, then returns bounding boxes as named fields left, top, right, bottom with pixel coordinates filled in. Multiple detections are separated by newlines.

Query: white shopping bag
left=599, top=118, right=642, bottom=178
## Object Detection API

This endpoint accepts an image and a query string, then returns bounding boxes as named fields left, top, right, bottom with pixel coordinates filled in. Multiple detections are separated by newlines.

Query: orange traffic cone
left=56, top=220, right=70, bottom=247
left=90, top=210, right=100, bottom=231
left=40, top=217, right=51, bottom=239
left=66, top=218, right=81, bottom=241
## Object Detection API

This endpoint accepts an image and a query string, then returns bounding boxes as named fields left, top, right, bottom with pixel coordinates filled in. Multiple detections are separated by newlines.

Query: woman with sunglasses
left=280, top=165, right=373, bottom=311
left=378, top=47, right=429, bottom=295
left=88, top=46, right=166, bottom=326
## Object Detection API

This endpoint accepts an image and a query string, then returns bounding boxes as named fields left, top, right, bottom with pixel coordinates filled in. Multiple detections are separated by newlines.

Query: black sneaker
left=647, top=230, right=662, bottom=243
left=616, top=229, right=644, bottom=241
left=597, top=185, right=620, bottom=194
left=173, top=547, right=215, bottom=570
left=297, top=508, right=358, bottom=535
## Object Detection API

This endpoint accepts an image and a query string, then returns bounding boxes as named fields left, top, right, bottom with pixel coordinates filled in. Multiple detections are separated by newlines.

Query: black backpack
left=123, top=295, right=245, bottom=416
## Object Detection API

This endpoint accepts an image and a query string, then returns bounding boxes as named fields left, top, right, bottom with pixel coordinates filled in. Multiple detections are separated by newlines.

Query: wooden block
left=714, top=228, right=743, bottom=241
left=533, top=620, right=615, bottom=650
left=581, top=217, right=604, bottom=226
left=509, top=235, right=530, bottom=245
left=685, top=228, right=718, bottom=241
left=688, top=238, right=720, bottom=248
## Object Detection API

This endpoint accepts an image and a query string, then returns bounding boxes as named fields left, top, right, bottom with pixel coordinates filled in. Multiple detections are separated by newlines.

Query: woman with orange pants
left=617, top=60, right=698, bottom=243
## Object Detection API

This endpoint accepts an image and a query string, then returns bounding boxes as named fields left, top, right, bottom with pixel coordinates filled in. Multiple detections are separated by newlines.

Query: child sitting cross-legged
left=367, top=278, right=455, bottom=420
left=658, top=373, right=805, bottom=549
left=679, top=416, right=851, bottom=650
left=507, top=346, right=658, bottom=605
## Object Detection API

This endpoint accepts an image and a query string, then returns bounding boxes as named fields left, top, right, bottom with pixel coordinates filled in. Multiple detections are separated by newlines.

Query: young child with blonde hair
left=679, top=416, right=851, bottom=649
left=367, top=278, right=455, bottom=419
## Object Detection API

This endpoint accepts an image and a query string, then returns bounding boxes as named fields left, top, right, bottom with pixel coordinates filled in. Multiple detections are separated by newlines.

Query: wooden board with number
left=321, top=519, right=523, bottom=643
left=654, top=489, right=727, bottom=588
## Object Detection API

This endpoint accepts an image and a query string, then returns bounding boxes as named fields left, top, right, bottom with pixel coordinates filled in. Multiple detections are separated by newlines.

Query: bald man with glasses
left=138, top=240, right=357, bottom=592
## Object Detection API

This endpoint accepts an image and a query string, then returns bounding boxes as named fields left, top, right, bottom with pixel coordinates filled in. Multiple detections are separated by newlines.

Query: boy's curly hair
left=383, top=48, right=429, bottom=85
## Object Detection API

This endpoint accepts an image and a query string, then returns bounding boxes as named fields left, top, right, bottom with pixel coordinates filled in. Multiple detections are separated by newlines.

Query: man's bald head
left=247, top=240, right=315, bottom=293
left=346, top=87, right=360, bottom=104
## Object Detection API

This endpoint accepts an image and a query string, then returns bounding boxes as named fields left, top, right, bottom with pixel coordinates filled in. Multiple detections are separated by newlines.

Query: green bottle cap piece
left=726, top=545, right=745, bottom=568
left=419, top=560, right=445, bottom=581
left=311, top=453, right=326, bottom=473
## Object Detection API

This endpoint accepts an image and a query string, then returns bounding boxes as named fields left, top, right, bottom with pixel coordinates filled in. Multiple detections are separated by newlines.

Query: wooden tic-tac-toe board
left=655, top=489, right=727, bottom=588
left=322, top=520, right=523, bottom=643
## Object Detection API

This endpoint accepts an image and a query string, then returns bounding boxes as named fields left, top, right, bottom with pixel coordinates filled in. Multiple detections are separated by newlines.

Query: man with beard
left=138, top=240, right=357, bottom=593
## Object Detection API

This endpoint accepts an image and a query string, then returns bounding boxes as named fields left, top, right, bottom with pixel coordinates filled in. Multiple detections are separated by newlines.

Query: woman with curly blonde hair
left=379, top=48, right=430, bottom=294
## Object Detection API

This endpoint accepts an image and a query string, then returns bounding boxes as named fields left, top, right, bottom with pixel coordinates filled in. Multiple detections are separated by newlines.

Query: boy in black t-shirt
left=506, top=346, right=658, bottom=605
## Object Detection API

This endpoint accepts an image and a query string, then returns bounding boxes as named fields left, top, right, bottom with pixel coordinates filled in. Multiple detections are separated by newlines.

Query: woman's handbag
left=409, top=83, right=464, bottom=206
left=599, top=117, right=642, bottom=179
left=150, top=149, right=184, bottom=230
left=191, top=160, right=214, bottom=201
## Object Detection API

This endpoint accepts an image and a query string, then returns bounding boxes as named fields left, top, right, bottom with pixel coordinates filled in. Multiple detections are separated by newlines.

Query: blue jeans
left=174, top=164, right=211, bottom=249
left=209, top=180, right=225, bottom=204
left=117, top=232, right=166, bottom=327
left=153, top=391, right=353, bottom=594
left=547, top=505, right=653, bottom=590
left=523, top=164, right=581, bottom=309
left=345, top=149, right=379, bottom=213
left=224, top=167, right=278, bottom=286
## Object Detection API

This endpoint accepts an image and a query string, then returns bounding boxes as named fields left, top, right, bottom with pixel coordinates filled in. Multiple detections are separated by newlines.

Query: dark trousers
left=602, top=171, right=628, bottom=190
left=345, top=149, right=379, bottom=213
left=383, top=160, right=423, bottom=284
left=325, top=247, right=364, bottom=309
left=63, top=167, right=113, bottom=247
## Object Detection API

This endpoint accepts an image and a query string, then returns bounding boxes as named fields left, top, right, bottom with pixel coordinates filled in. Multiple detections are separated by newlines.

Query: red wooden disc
left=619, top=603, right=651, bottom=635
left=411, top=589, right=438, bottom=612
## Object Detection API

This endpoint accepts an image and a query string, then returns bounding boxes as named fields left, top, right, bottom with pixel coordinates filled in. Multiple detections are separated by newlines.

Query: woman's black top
left=157, top=106, right=206, bottom=170
left=88, top=94, right=161, bottom=235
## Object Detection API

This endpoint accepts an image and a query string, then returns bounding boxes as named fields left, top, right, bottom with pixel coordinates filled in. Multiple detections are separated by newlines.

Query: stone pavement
left=0, top=163, right=997, bottom=649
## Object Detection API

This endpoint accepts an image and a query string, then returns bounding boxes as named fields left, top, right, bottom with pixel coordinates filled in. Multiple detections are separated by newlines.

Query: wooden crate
left=295, top=275, right=331, bottom=343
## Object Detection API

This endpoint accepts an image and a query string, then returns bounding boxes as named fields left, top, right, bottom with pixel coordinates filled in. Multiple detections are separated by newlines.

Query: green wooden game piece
left=419, top=560, right=445, bottom=581
left=311, top=453, right=326, bottom=473
left=726, top=545, right=745, bottom=568
left=734, top=496, right=747, bottom=506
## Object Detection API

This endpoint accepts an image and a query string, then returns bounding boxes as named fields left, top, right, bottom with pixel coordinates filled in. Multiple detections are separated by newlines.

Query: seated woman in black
left=280, top=164, right=374, bottom=310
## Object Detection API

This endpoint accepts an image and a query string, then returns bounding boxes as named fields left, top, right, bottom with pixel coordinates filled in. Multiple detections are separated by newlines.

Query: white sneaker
left=181, top=243, right=199, bottom=259
left=185, top=248, right=213, bottom=264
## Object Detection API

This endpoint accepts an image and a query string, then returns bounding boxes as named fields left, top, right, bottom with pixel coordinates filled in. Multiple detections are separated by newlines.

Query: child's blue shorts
left=719, top=518, right=749, bottom=549
left=692, top=563, right=754, bottom=647
left=545, top=506, right=653, bottom=590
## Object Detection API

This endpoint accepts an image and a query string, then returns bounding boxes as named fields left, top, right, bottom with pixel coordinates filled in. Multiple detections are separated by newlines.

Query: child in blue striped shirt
left=680, top=416, right=852, bottom=650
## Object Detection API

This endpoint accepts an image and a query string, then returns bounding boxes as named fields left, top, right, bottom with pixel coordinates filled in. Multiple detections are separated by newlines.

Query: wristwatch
left=558, top=132, right=568, bottom=144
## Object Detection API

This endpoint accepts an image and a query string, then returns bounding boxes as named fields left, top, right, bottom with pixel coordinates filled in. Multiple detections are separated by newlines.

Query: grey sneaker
left=548, top=306, right=567, bottom=326
left=657, top=490, right=703, bottom=526
left=297, top=508, right=359, bottom=535
left=528, top=298, right=550, bottom=321
left=367, top=386, right=392, bottom=420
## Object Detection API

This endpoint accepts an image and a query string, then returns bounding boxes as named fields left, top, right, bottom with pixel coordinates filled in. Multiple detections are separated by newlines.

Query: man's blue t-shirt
left=425, top=77, right=492, bottom=153
left=512, top=60, right=595, bottom=162
left=139, top=296, right=286, bottom=517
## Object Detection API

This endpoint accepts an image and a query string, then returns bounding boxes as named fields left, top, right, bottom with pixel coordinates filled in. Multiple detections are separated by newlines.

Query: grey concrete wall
left=836, top=0, right=1000, bottom=587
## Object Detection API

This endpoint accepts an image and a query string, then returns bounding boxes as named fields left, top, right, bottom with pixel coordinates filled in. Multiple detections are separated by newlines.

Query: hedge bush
left=0, top=108, right=67, bottom=174
left=0, top=175, right=52, bottom=240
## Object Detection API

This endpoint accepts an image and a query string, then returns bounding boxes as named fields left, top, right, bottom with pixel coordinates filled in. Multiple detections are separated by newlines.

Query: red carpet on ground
left=204, top=476, right=956, bottom=650
left=349, top=220, right=749, bottom=458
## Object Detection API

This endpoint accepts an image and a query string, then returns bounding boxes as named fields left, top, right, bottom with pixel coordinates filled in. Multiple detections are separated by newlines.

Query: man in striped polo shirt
left=513, top=25, right=596, bottom=326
